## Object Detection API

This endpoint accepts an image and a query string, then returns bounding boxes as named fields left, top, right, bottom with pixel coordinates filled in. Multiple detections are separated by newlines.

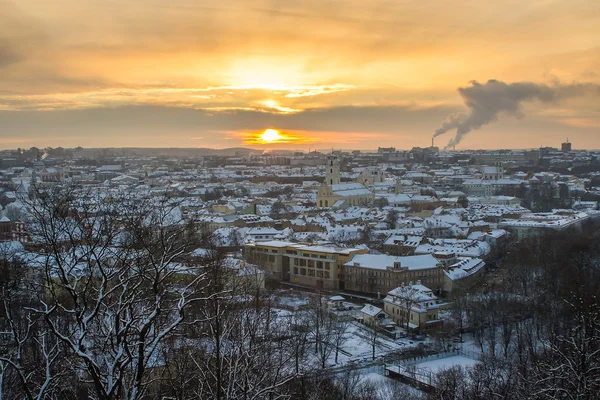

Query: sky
left=1, top=0, right=599, bottom=150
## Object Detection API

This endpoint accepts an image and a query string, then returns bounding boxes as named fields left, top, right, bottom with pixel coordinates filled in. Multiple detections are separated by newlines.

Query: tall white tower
left=326, top=153, right=341, bottom=186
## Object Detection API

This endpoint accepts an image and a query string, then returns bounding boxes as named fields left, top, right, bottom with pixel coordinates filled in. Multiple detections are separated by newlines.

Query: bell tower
left=326, top=153, right=341, bottom=186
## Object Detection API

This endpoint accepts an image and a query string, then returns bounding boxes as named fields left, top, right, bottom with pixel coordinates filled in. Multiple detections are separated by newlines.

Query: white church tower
left=326, top=153, right=341, bottom=186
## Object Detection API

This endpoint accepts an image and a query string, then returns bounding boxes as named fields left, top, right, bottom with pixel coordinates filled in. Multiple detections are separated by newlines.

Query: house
left=225, top=258, right=265, bottom=292
left=327, top=295, right=346, bottom=311
left=360, top=304, right=386, bottom=326
left=382, top=235, right=424, bottom=256
left=244, top=227, right=289, bottom=242
left=110, top=174, right=139, bottom=186
left=383, top=283, right=443, bottom=333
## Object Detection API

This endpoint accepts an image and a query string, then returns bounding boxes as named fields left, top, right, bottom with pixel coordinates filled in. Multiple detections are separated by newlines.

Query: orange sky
left=1, top=0, right=599, bottom=150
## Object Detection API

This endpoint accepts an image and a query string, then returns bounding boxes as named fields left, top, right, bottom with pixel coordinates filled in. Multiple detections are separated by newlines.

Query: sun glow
left=260, top=129, right=282, bottom=143
left=238, top=128, right=320, bottom=146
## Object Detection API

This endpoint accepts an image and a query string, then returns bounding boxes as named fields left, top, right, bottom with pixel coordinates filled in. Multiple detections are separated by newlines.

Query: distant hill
left=76, top=147, right=264, bottom=157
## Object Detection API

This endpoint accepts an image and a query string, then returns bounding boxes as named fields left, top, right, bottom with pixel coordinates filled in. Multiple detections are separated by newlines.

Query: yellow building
left=243, top=241, right=302, bottom=281
left=317, top=154, right=373, bottom=208
left=243, top=240, right=367, bottom=290
left=287, top=244, right=368, bottom=290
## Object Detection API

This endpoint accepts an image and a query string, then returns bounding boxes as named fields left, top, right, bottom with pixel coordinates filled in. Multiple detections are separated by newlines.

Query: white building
left=383, top=283, right=443, bottom=332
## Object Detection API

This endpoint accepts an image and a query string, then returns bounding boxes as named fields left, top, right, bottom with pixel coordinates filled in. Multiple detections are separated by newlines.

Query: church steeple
left=326, top=153, right=340, bottom=186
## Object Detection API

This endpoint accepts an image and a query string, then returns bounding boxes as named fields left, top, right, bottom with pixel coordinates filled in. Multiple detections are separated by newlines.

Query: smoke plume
left=0, top=41, right=20, bottom=68
left=433, top=79, right=600, bottom=150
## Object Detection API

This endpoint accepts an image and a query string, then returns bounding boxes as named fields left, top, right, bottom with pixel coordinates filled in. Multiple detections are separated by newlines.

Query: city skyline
left=1, top=0, right=599, bottom=150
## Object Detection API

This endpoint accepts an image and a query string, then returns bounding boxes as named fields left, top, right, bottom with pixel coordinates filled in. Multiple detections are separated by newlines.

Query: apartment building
left=287, top=245, right=367, bottom=290
left=343, top=254, right=443, bottom=296
left=243, top=241, right=367, bottom=290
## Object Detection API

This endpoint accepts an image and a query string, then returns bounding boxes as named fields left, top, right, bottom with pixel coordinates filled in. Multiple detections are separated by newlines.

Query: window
left=308, top=260, right=314, bottom=268
left=308, top=269, right=315, bottom=277
left=317, top=271, right=323, bottom=278
left=324, top=271, right=330, bottom=279
left=317, top=261, right=323, bottom=269
left=293, top=267, right=298, bottom=274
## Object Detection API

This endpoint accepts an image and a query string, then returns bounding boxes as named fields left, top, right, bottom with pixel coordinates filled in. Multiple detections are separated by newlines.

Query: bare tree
left=12, top=185, right=213, bottom=400
left=330, top=318, right=350, bottom=364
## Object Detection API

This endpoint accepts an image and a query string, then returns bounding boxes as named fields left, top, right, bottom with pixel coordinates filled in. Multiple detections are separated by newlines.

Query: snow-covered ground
left=360, top=372, right=393, bottom=384
left=412, top=355, right=479, bottom=374
left=328, top=322, right=411, bottom=366
left=269, top=292, right=429, bottom=369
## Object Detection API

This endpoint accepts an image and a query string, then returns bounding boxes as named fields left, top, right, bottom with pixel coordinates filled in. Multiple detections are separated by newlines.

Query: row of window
left=293, top=267, right=331, bottom=279
left=292, top=258, right=331, bottom=269
left=347, top=268, right=440, bottom=279
left=251, top=247, right=279, bottom=254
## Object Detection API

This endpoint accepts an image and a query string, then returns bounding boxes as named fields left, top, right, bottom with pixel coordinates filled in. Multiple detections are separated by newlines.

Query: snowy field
left=413, top=355, right=479, bottom=374
left=327, top=322, right=411, bottom=366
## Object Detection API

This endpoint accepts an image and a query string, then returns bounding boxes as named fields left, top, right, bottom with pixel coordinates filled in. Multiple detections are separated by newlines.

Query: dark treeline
left=429, top=221, right=600, bottom=400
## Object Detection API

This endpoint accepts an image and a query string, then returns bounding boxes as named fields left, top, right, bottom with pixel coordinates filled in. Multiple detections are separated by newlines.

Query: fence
left=399, top=348, right=481, bottom=367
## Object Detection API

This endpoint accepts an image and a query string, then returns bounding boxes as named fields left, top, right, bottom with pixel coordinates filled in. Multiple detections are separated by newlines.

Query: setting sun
left=260, top=129, right=282, bottom=143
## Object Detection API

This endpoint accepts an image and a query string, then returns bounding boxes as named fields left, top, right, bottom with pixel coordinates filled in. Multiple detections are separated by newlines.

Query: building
left=244, top=227, right=286, bottom=242
left=0, top=216, right=11, bottom=240
left=382, top=235, right=424, bottom=256
left=498, top=210, right=589, bottom=240
left=481, top=164, right=504, bottom=180
left=442, top=257, right=486, bottom=295
left=562, top=140, right=572, bottom=152
left=317, top=153, right=373, bottom=208
left=287, top=244, right=367, bottom=290
left=243, top=240, right=367, bottom=290
left=11, top=221, right=30, bottom=244
left=243, top=241, right=302, bottom=281
left=357, top=167, right=385, bottom=186
left=383, top=283, right=443, bottom=332
left=343, top=254, right=443, bottom=296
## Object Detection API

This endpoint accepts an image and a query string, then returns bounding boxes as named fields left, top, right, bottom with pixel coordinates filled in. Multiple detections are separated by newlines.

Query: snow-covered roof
left=360, top=304, right=383, bottom=317
left=345, top=254, right=439, bottom=271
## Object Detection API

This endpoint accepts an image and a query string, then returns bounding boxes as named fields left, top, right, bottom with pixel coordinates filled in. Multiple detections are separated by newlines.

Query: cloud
left=0, top=103, right=455, bottom=149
